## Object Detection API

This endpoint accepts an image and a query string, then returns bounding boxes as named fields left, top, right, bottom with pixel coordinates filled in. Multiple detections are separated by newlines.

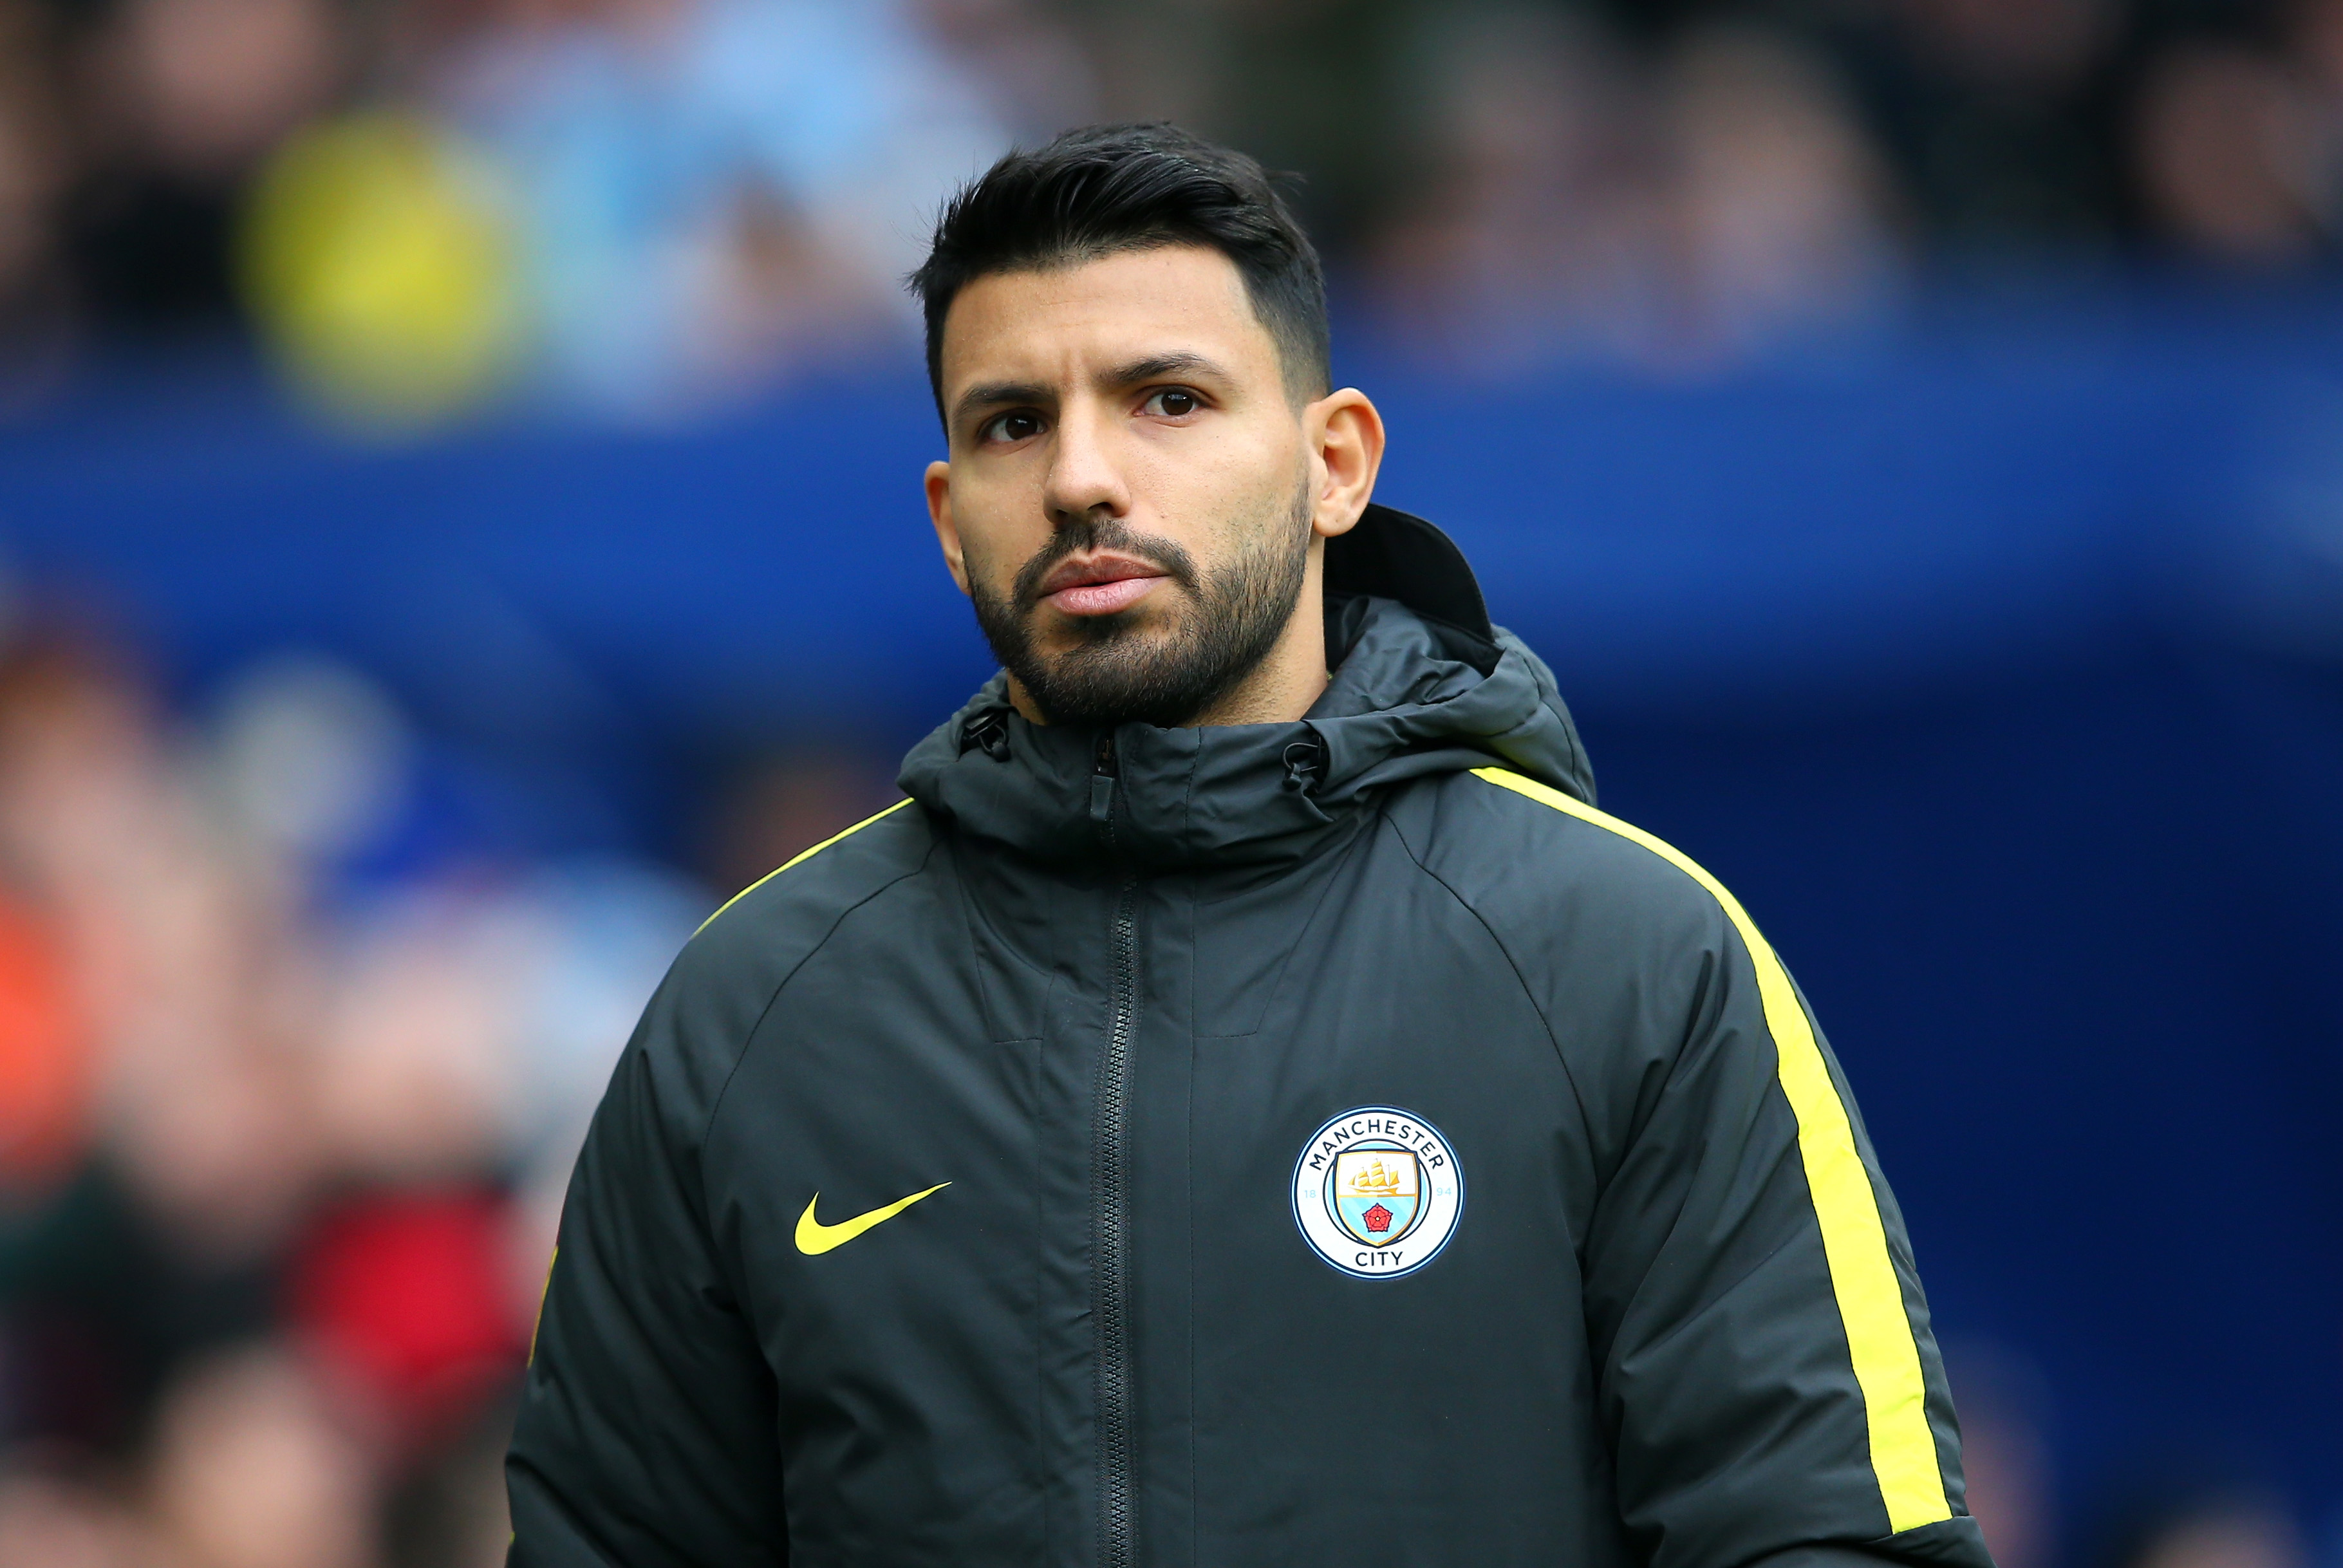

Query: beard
left=969, top=480, right=1314, bottom=730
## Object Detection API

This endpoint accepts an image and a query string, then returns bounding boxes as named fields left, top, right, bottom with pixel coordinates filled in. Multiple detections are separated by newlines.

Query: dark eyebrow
left=1103, top=351, right=1226, bottom=388
left=951, top=379, right=1049, bottom=431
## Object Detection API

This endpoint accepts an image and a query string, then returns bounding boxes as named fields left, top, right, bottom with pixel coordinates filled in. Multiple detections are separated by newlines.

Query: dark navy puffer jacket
left=509, top=507, right=1992, bottom=1568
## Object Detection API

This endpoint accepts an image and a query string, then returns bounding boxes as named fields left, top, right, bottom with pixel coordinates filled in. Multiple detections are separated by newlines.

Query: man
left=509, top=124, right=1993, bottom=1568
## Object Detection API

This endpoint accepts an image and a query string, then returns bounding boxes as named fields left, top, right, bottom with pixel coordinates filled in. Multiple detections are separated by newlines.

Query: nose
left=1041, top=399, right=1130, bottom=529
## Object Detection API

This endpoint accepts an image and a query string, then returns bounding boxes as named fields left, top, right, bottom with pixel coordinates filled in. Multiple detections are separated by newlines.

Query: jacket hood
left=898, top=505, right=1594, bottom=871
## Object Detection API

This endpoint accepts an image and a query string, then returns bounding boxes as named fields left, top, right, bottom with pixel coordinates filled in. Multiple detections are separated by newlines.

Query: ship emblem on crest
left=1332, top=1149, right=1422, bottom=1246
left=1292, top=1107, right=1464, bottom=1280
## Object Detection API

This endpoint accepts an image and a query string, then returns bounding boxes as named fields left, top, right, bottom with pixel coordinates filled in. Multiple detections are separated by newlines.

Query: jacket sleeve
left=1574, top=901, right=1992, bottom=1568
left=507, top=973, right=789, bottom=1567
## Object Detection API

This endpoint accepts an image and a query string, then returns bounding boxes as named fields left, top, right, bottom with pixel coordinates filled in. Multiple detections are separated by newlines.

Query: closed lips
left=1041, top=555, right=1166, bottom=615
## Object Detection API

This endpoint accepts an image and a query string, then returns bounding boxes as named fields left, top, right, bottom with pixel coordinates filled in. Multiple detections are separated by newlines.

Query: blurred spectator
left=311, top=883, right=524, bottom=1184
left=1131, top=0, right=1423, bottom=258
left=2130, top=38, right=2322, bottom=265
left=705, top=745, right=902, bottom=904
left=204, top=655, right=415, bottom=877
left=0, top=882, right=92, bottom=1195
left=1656, top=23, right=1905, bottom=366
left=305, top=854, right=701, bottom=1319
left=2132, top=1504, right=2304, bottom=1568
left=1817, top=0, right=2131, bottom=247
left=0, top=1, right=73, bottom=400
left=61, top=0, right=348, bottom=332
left=288, top=1188, right=520, bottom=1447
left=241, top=112, right=521, bottom=432
left=1369, top=5, right=1659, bottom=369
left=2093, top=1492, right=2308, bottom=1568
left=142, top=1343, right=379, bottom=1568
left=0, top=624, right=699, bottom=1565
left=0, top=1453, right=146, bottom=1568
left=2290, top=0, right=2343, bottom=248
left=245, top=0, right=1013, bottom=426
left=379, top=1388, right=513, bottom=1568
left=0, top=635, right=315, bottom=1262
left=1944, top=1341, right=2058, bottom=1568
left=1369, top=5, right=1900, bottom=374
left=915, top=0, right=1097, bottom=142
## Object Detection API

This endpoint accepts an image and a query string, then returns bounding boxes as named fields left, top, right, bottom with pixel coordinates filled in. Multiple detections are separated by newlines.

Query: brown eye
left=983, top=411, right=1043, bottom=443
left=1147, top=389, right=1199, bottom=418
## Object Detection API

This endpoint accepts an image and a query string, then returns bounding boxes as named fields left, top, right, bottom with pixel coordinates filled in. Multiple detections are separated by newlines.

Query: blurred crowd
left=0, top=611, right=836, bottom=1567
left=1, top=0, right=2342, bottom=422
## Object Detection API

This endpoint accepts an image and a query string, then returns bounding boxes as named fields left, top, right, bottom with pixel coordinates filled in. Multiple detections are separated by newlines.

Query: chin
left=1043, top=602, right=1177, bottom=648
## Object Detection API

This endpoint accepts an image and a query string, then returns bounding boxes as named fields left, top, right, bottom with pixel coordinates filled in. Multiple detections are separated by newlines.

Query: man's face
left=924, top=245, right=1321, bottom=729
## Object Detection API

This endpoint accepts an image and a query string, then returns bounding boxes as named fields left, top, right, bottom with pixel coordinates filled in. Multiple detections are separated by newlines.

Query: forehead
left=937, top=245, right=1280, bottom=391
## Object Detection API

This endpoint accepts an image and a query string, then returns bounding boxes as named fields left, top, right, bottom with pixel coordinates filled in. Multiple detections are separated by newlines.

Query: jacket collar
left=897, top=507, right=1594, bottom=872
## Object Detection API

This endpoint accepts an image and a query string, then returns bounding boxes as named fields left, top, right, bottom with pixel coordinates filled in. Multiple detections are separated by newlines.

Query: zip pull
left=1089, top=733, right=1117, bottom=826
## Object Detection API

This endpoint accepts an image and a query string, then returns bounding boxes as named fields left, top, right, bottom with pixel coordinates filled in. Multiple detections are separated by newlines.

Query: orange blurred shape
left=286, top=1186, right=525, bottom=1448
left=0, top=888, right=91, bottom=1191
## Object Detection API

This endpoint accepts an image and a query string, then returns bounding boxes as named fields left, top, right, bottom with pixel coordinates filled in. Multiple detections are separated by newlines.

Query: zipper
left=1090, top=731, right=1139, bottom=1568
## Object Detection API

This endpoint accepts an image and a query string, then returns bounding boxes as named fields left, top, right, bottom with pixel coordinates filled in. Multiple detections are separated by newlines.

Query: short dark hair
left=910, top=123, right=1330, bottom=415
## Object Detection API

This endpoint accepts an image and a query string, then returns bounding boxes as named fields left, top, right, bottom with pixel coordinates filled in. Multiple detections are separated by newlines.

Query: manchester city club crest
left=1291, top=1107, right=1463, bottom=1280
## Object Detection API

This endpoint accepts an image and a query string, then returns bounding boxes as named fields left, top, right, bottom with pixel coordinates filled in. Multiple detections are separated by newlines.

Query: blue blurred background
left=1, top=2, right=2341, bottom=1566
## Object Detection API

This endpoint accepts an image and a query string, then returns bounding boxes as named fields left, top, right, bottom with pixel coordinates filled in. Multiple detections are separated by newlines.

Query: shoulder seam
left=693, top=796, right=917, bottom=937
left=684, top=843, right=937, bottom=1318
left=1379, top=803, right=1602, bottom=1199
left=1467, top=766, right=1952, bottom=1535
left=698, top=842, right=934, bottom=1154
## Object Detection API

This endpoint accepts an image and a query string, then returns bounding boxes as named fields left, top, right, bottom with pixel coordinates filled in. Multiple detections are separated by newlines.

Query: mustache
left=1010, top=516, right=1200, bottom=610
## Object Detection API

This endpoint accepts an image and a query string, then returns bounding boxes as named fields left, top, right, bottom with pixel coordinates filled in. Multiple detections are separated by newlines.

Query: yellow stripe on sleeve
left=693, top=798, right=915, bottom=937
left=529, top=1244, right=555, bottom=1365
left=1470, top=767, right=1952, bottom=1533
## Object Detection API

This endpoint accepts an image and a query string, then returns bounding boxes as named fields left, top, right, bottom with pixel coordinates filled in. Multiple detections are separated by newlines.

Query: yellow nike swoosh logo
left=794, top=1182, right=951, bottom=1255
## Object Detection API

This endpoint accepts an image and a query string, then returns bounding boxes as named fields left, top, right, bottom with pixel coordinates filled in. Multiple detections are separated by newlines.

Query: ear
left=925, top=460, right=971, bottom=597
left=1305, top=389, right=1385, bottom=541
